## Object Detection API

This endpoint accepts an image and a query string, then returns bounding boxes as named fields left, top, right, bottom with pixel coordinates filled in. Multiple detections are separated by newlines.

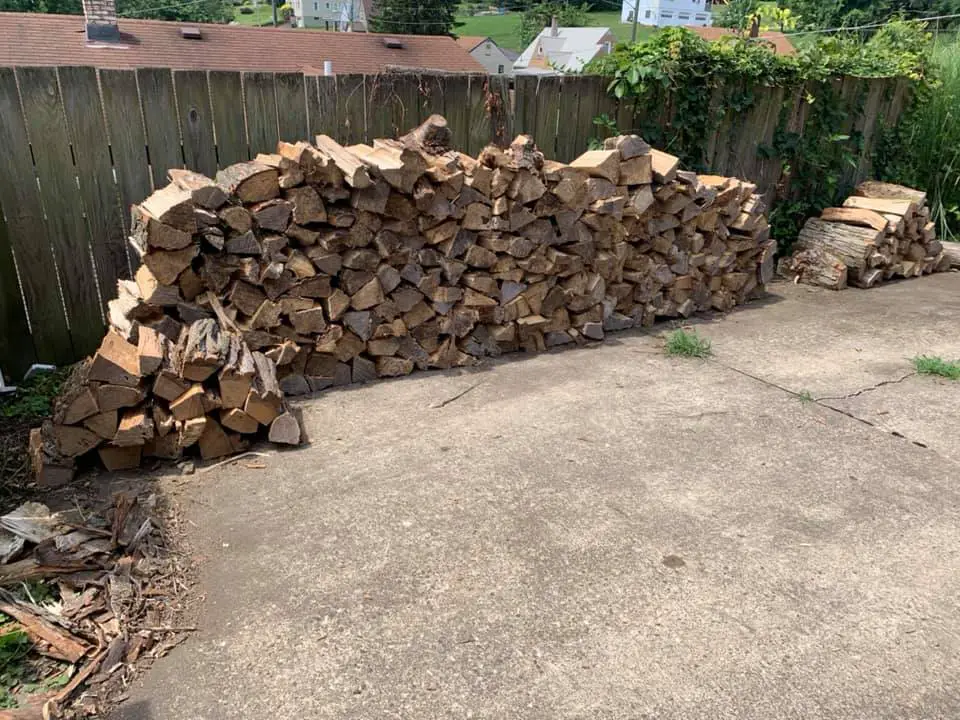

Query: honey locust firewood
left=569, top=150, right=619, bottom=183
left=216, top=162, right=280, bottom=203
left=820, top=207, right=889, bottom=232
left=796, top=218, right=882, bottom=270
left=168, top=168, right=228, bottom=209
left=314, top=135, right=372, bottom=188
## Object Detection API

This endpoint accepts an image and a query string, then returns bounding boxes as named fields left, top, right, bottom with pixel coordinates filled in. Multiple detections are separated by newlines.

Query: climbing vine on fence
left=587, top=21, right=935, bottom=247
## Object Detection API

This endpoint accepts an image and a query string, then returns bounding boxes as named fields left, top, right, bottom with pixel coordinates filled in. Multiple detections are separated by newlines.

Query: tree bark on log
left=796, top=218, right=882, bottom=270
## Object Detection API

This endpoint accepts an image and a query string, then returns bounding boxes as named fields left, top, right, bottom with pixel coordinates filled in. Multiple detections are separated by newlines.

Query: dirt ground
left=114, top=275, right=960, bottom=720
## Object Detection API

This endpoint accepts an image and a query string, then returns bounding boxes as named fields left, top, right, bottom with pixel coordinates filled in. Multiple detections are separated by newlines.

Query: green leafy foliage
left=0, top=624, right=32, bottom=709
left=665, top=329, right=712, bottom=358
left=912, top=355, right=960, bottom=379
left=0, top=368, right=68, bottom=424
left=519, top=1, right=590, bottom=47
left=875, top=37, right=960, bottom=238
left=784, top=0, right=960, bottom=31
left=587, top=23, right=934, bottom=248
left=370, top=0, right=459, bottom=35
left=0, top=0, right=233, bottom=22
left=715, top=0, right=760, bottom=30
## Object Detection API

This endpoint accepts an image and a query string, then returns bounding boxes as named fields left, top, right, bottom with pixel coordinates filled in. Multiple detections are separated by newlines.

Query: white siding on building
left=468, top=40, right=516, bottom=77
left=620, top=0, right=712, bottom=28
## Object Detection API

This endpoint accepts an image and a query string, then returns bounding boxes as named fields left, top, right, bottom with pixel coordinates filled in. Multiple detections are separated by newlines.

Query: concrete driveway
left=117, top=275, right=960, bottom=720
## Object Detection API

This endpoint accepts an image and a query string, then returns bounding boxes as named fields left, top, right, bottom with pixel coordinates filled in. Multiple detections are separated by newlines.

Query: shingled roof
left=0, top=12, right=488, bottom=73
left=685, top=26, right=797, bottom=56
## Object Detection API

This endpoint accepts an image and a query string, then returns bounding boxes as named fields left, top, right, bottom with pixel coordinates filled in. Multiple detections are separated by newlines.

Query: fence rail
left=0, top=66, right=904, bottom=376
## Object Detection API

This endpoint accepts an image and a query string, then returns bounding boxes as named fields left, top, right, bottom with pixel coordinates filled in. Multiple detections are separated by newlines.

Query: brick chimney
left=550, top=15, right=558, bottom=37
left=83, top=0, right=120, bottom=42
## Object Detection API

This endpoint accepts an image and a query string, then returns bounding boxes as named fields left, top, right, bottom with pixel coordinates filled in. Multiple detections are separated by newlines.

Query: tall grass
left=883, top=38, right=960, bottom=240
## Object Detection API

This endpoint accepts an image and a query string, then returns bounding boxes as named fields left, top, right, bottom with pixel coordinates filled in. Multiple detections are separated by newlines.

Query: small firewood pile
left=32, top=115, right=774, bottom=480
left=780, top=181, right=948, bottom=290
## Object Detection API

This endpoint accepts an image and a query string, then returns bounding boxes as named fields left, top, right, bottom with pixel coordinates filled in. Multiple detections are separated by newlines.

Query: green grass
left=665, top=329, right=712, bottom=358
left=232, top=3, right=277, bottom=26
left=912, top=355, right=960, bottom=380
left=797, top=390, right=814, bottom=403
left=886, top=38, right=960, bottom=239
left=454, top=11, right=657, bottom=52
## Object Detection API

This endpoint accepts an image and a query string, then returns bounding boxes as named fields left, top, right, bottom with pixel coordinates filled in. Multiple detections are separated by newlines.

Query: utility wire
left=784, top=11, right=960, bottom=36
left=117, top=0, right=213, bottom=16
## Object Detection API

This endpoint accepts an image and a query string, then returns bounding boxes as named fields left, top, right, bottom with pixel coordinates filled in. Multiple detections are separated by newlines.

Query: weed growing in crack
left=665, top=329, right=712, bottom=359
left=912, top=355, right=960, bottom=380
left=797, top=390, right=814, bottom=403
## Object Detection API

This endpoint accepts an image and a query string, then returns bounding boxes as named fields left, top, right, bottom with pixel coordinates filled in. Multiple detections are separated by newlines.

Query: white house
left=289, top=0, right=370, bottom=31
left=621, top=0, right=712, bottom=27
left=455, top=36, right=518, bottom=76
left=514, top=21, right=616, bottom=75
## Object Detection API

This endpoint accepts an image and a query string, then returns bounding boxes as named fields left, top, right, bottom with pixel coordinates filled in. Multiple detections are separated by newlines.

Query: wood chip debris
left=0, top=494, right=189, bottom=718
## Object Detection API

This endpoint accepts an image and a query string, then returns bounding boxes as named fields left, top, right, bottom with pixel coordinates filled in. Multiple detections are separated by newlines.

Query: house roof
left=0, top=12, right=487, bottom=73
left=515, top=26, right=613, bottom=71
left=454, top=35, right=489, bottom=52
left=685, top=26, right=797, bottom=56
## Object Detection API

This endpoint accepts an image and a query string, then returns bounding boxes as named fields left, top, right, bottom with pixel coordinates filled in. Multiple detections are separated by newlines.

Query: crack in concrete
left=430, top=382, right=482, bottom=409
left=707, top=358, right=953, bottom=463
left=814, top=373, right=917, bottom=402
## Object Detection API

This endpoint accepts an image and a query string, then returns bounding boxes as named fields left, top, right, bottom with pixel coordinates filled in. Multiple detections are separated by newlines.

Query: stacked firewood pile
left=781, top=181, right=948, bottom=290
left=32, top=116, right=774, bottom=480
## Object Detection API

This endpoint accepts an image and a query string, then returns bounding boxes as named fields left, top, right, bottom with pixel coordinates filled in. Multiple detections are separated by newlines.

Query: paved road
left=117, top=275, right=960, bottom=720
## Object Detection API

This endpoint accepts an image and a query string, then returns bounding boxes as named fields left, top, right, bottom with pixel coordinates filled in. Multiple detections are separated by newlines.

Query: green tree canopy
left=714, top=0, right=760, bottom=30
left=519, top=1, right=590, bottom=47
left=370, top=0, right=458, bottom=35
left=783, top=0, right=960, bottom=30
left=0, top=0, right=233, bottom=23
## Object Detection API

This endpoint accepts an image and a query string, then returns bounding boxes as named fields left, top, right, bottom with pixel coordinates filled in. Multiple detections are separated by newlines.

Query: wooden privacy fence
left=0, top=67, right=510, bottom=377
left=0, top=67, right=905, bottom=377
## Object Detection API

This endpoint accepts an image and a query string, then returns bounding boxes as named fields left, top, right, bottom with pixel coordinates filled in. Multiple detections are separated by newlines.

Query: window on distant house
left=662, top=11, right=673, bottom=18
left=644, top=9, right=651, bottom=18
left=485, top=43, right=492, bottom=55
left=498, top=64, right=504, bottom=73
left=313, top=1, right=317, bottom=9
left=679, top=12, right=690, bottom=19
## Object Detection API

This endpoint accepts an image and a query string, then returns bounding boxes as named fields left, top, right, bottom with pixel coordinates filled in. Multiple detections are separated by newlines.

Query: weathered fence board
left=17, top=66, right=104, bottom=357
left=275, top=72, right=309, bottom=144
left=442, top=75, right=471, bottom=152
left=174, top=70, right=217, bottom=178
left=336, top=74, right=366, bottom=145
left=243, top=72, right=280, bottom=157
left=311, top=76, right=338, bottom=139
left=0, top=208, right=35, bottom=377
left=209, top=70, right=248, bottom=166
left=99, top=68, right=152, bottom=249
left=59, top=65, right=130, bottom=304
left=0, top=66, right=908, bottom=376
left=138, top=68, right=182, bottom=190
left=466, top=75, right=490, bottom=156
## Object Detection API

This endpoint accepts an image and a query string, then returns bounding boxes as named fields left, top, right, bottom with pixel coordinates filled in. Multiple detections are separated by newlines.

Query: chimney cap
left=383, top=37, right=404, bottom=49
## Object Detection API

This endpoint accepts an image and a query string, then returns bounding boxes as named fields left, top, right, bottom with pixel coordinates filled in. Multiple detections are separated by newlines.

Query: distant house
left=289, top=0, right=371, bottom=31
left=686, top=25, right=796, bottom=55
left=621, top=0, right=712, bottom=28
left=0, top=6, right=487, bottom=74
left=455, top=36, right=517, bottom=76
left=514, top=20, right=616, bottom=75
